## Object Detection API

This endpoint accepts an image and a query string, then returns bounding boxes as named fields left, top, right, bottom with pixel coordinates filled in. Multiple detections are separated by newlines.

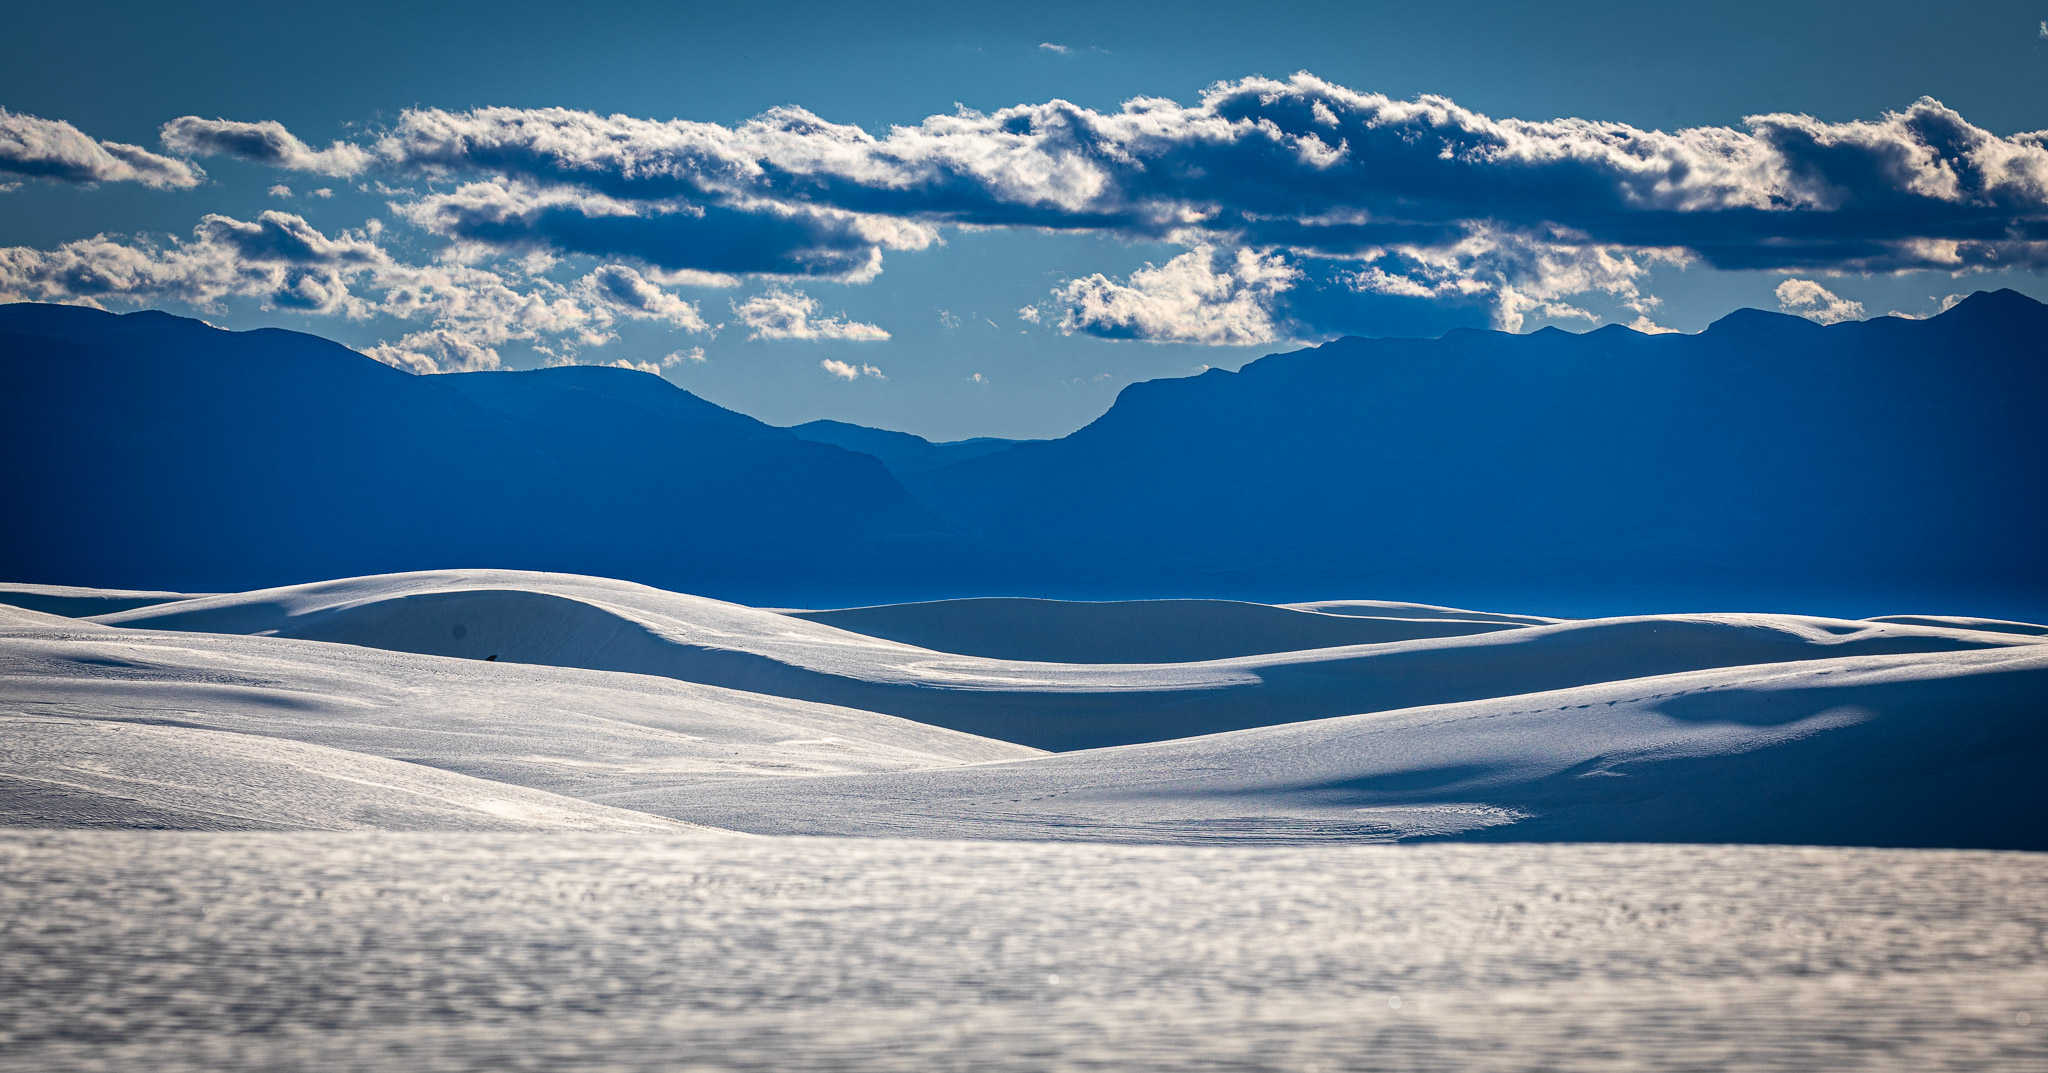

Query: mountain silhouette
left=0, top=303, right=950, bottom=603
left=3, top=293, right=2044, bottom=616
left=899, top=291, right=2048, bottom=617
left=788, top=420, right=1027, bottom=475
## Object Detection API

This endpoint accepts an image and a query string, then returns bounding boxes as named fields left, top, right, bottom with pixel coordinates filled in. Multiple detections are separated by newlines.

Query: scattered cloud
left=267, top=184, right=292, bottom=198
left=1346, top=228, right=1689, bottom=332
left=820, top=358, right=885, bottom=380
left=1775, top=278, right=1866, bottom=324
left=1038, top=42, right=1072, bottom=54
left=161, top=117, right=370, bottom=177
left=0, top=108, right=202, bottom=189
left=1054, top=245, right=1300, bottom=344
left=0, top=209, right=712, bottom=370
left=732, top=286, right=889, bottom=340
left=1017, top=304, right=1042, bottom=323
left=938, top=308, right=961, bottom=329
left=23, top=75, right=2048, bottom=341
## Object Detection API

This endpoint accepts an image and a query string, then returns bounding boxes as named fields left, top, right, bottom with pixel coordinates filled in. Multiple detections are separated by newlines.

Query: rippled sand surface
left=2, top=834, right=2043, bottom=1072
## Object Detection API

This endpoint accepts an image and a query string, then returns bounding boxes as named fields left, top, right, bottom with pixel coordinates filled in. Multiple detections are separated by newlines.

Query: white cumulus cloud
left=161, top=117, right=371, bottom=177
left=1775, top=279, right=1866, bottom=325
left=1054, top=245, right=1300, bottom=345
left=0, top=108, right=202, bottom=189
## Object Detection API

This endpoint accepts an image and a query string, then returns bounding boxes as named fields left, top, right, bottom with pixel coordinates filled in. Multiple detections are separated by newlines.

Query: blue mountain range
left=4, top=293, right=2044, bottom=615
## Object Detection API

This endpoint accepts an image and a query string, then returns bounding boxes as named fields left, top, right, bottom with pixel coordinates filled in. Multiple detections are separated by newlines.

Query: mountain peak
left=1703, top=306, right=1823, bottom=335
left=1934, top=288, right=2048, bottom=323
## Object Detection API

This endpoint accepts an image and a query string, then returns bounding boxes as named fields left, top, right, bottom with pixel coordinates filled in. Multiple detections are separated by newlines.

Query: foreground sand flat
left=1, top=833, right=2042, bottom=1073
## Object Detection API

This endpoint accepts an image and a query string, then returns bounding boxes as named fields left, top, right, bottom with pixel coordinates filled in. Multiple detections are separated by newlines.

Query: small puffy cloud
left=161, top=117, right=370, bottom=177
left=1054, top=245, right=1300, bottom=345
left=820, top=358, right=885, bottom=379
left=1775, top=278, right=1866, bottom=325
left=732, top=286, right=889, bottom=340
left=0, top=108, right=202, bottom=188
left=1038, top=42, right=1072, bottom=54
left=363, top=328, right=502, bottom=374
left=267, top=184, right=293, bottom=198
left=1016, top=304, right=1041, bottom=323
left=312, top=187, right=333, bottom=198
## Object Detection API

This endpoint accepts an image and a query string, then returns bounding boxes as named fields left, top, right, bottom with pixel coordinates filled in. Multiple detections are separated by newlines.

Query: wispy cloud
left=820, top=358, right=885, bottom=380
left=732, top=287, right=889, bottom=341
left=1038, top=42, right=1072, bottom=54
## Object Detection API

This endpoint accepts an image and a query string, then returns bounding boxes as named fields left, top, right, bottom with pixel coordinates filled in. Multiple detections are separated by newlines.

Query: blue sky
left=4, top=0, right=2046, bottom=439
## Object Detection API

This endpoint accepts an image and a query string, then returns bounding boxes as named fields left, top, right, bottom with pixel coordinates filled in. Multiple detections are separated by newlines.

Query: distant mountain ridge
left=0, top=303, right=951, bottom=604
left=901, top=291, right=2048, bottom=617
left=3, top=293, right=2045, bottom=615
left=788, top=420, right=1028, bottom=475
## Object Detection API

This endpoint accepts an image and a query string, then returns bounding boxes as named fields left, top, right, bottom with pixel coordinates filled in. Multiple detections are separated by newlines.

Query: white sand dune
left=0, top=582, right=202, bottom=618
left=788, top=596, right=1543, bottom=662
left=0, top=717, right=702, bottom=832
left=605, top=644, right=2048, bottom=849
left=1864, top=614, right=2048, bottom=637
left=9, top=571, right=2044, bottom=846
left=98, top=570, right=2045, bottom=751
left=1279, top=598, right=1561, bottom=625
left=0, top=614, right=1039, bottom=828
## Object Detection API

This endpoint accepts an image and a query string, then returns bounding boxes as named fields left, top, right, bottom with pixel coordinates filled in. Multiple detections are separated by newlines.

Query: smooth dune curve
left=787, top=596, right=1539, bottom=662
left=99, top=570, right=2048, bottom=751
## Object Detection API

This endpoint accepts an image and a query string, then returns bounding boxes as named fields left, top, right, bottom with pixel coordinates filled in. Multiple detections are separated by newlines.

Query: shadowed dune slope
left=788, top=597, right=1539, bottom=662
left=1864, top=614, right=2048, bottom=637
left=0, top=583, right=204, bottom=618
left=606, top=645, right=2048, bottom=850
left=97, top=570, right=2044, bottom=751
